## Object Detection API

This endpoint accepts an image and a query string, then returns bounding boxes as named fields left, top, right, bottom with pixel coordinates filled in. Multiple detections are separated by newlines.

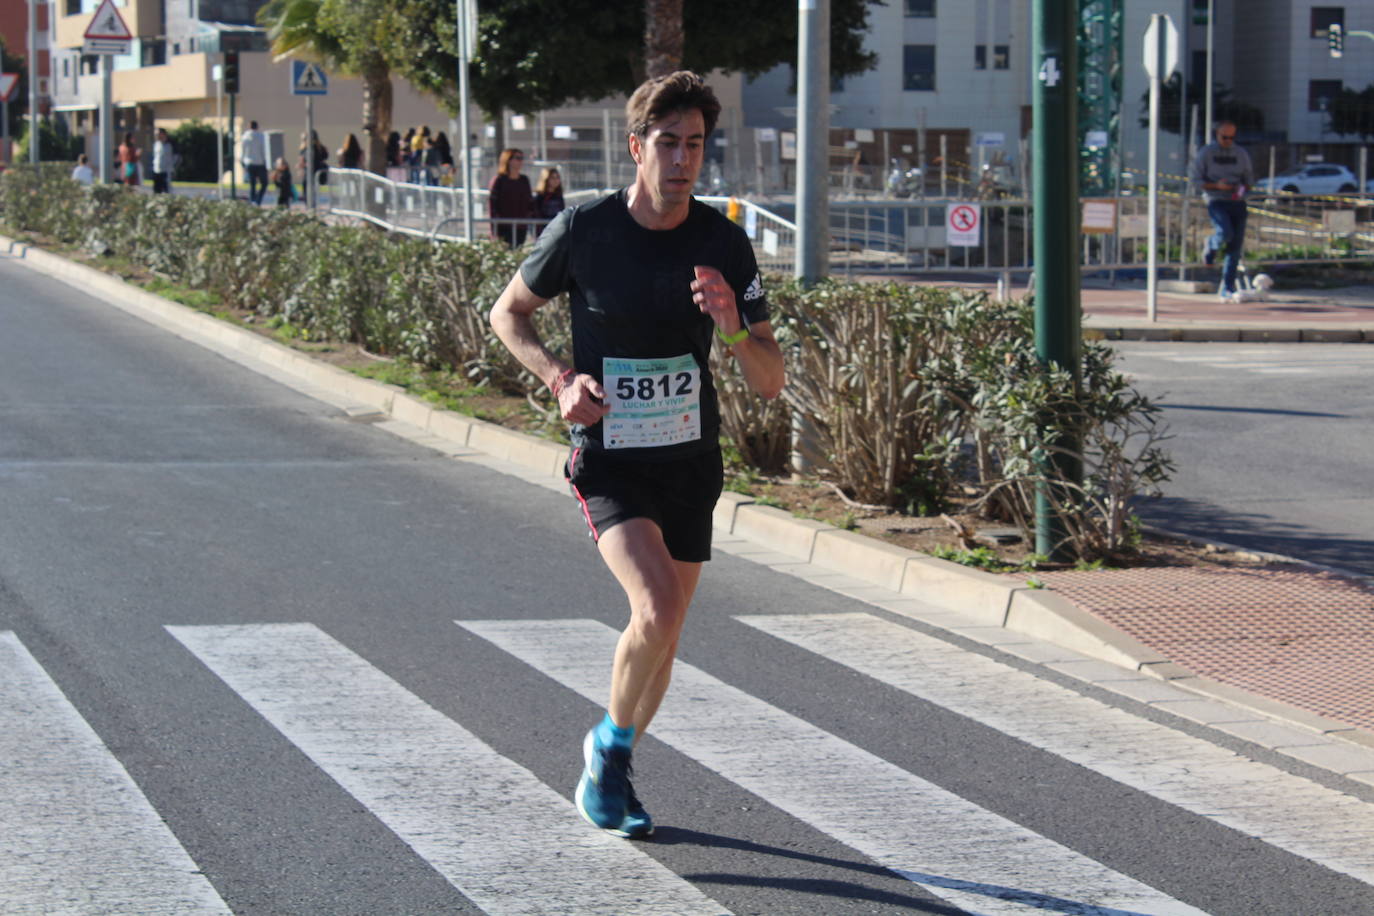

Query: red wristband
left=551, top=368, right=576, bottom=396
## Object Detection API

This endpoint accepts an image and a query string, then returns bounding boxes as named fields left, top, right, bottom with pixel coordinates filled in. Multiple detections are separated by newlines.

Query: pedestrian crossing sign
left=291, top=61, right=329, bottom=96
left=82, top=0, right=133, bottom=55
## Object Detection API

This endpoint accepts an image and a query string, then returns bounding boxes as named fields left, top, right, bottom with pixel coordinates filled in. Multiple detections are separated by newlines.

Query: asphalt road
left=3, top=256, right=1373, bottom=914
left=1111, top=341, right=1374, bottom=576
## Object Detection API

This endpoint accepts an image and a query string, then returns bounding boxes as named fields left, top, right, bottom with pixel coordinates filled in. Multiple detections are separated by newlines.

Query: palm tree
left=258, top=0, right=395, bottom=174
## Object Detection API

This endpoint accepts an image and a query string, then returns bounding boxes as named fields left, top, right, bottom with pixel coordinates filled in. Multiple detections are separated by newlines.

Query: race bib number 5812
left=602, top=354, right=702, bottom=449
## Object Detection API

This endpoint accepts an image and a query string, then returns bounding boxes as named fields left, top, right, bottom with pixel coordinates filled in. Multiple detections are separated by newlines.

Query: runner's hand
left=691, top=266, right=739, bottom=335
left=556, top=373, right=611, bottom=426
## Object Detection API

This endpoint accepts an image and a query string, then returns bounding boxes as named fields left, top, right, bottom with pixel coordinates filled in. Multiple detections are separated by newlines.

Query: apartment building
left=741, top=0, right=1372, bottom=188
left=42, top=0, right=462, bottom=175
left=0, top=1, right=52, bottom=117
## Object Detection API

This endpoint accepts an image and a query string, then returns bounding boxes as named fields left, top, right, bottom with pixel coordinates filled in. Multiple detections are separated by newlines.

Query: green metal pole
left=1032, top=0, right=1083, bottom=560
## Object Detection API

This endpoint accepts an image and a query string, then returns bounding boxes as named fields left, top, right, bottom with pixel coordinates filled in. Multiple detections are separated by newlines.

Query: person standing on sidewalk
left=1190, top=120, right=1253, bottom=299
left=487, top=148, right=535, bottom=247
left=151, top=128, right=175, bottom=194
left=240, top=120, right=270, bottom=205
left=489, top=70, right=785, bottom=839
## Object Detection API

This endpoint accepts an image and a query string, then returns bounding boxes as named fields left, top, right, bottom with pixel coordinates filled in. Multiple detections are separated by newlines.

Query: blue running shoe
left=575, top=728, right=631, bottom=831
left=619, top=785, right=654, bottom=839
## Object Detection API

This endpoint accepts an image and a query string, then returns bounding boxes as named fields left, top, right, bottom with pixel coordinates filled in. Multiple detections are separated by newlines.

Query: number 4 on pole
left=1038, top=56, right=1061, bottom=88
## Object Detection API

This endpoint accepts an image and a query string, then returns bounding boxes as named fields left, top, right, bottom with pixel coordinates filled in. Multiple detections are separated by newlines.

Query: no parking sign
left=946, top=203, right=981, bottom=247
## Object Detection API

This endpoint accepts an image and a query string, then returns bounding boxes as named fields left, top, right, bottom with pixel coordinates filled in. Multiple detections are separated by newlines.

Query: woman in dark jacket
left=532, top=166, right=565, bottom=236
left=487, top=148, right=535, bottom=247
left=338, top=133, right=363, bottom=170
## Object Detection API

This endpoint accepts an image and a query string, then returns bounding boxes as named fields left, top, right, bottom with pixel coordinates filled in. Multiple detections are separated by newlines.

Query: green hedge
left=0, top=164, right=1172, bottom=559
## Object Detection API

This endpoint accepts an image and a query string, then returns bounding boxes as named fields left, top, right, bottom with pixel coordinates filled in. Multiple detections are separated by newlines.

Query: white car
left=1254, top=163, right=1359, bottom=195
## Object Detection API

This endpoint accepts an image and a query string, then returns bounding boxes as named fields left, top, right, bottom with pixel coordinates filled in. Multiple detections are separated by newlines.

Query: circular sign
left=950, top=205, right=979, bottom=232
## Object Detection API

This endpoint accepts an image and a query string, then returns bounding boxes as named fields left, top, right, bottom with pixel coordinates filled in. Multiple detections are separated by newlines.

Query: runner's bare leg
left=597, top=518, right=703, bottom=736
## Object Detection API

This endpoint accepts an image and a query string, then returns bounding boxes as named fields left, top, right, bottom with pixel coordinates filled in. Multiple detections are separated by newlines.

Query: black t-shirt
left=520, top=189, right=769, bottom=461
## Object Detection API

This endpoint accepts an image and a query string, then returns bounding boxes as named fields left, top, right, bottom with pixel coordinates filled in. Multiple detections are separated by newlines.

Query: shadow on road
left=1137, top=495, right=1374, bottom=577
left=654, top=826, right=963, bottom=913
left=1159, top=402, right=1349, bottom=419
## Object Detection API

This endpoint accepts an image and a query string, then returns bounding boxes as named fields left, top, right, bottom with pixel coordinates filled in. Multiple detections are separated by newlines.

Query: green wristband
left=716, top=326, right=749, bottom=345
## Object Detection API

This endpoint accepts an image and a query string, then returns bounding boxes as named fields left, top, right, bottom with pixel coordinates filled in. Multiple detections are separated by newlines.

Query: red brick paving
left=1031, top=565, right=1374, bottom=733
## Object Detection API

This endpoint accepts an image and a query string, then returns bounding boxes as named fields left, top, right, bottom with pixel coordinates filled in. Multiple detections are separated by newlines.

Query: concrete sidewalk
left=1081, top=280, right=1374, bottom=342
left=6, top=234, right=1371, bottom=787
left=928, top=275, right=1374, bottom=341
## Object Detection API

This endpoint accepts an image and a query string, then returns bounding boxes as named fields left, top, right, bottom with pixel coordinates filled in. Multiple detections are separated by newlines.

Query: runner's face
left=631, top=109, right=705, bottom=209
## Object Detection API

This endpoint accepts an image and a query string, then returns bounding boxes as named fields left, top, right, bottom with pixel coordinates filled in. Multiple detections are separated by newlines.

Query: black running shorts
left=565, top=446, right=724, bottom=563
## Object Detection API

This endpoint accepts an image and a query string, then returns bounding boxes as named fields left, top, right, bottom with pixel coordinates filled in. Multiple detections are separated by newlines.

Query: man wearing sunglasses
left=1189, top=121, right=1254, bottom=300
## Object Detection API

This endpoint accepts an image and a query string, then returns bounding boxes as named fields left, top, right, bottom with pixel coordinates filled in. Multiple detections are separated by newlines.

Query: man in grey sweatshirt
left=1189, top=121, right=1253, bottom=298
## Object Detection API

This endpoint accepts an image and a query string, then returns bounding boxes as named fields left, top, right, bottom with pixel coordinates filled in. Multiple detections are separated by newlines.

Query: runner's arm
left=690, top=266, right=784, bottom=399
left=490, top=271, right=609, bottom=425
left=726, top=320, right=785, bottom=399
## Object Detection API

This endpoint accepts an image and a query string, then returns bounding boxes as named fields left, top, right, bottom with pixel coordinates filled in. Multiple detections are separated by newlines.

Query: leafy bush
left=12, top=119, right=85, bottom=164
left=0, top=165, right=1173, bottom=560
left=168, top=120, right=226, bottom=183
left=945, top=311, right=1175, bottom=558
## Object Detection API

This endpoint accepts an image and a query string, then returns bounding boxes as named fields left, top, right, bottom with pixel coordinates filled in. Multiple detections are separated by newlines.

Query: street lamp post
left=1031, top=0, right=1083, bottom=560
left=28, top=0, right=39, bottom=165
left=794, top=0, right=829, bottom=285
left=1204, top=0, right=1214, bottom=137
left=457, top=0, right=475, bottom=241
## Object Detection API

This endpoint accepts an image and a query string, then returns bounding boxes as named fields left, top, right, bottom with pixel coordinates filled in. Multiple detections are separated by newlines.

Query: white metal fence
left=327, top=167, right=1373, bottom=277
left=327, top=168, right=800, bottom=272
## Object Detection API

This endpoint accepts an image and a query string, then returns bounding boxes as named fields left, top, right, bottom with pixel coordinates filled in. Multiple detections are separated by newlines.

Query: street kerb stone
left=1005, top=588, right=1170, bottom=673
left=811, top=528, right=913, bottom=593
left=900, top=557, right=1015, bottom=626
left=730, top=505, right=828, bottom=561
left=713, top=491, right=754, bottom=533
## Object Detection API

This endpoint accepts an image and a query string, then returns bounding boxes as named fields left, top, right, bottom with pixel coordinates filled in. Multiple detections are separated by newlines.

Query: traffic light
left=223, top=51, right=240, bottom=94
left=1329, top=23, right=1344, bottom=58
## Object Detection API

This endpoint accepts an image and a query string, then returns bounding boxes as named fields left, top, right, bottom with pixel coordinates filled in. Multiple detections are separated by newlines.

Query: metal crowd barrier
left=327, top=168, right=1371, bottom=275
left=827, top=193, right=1374, bottom=276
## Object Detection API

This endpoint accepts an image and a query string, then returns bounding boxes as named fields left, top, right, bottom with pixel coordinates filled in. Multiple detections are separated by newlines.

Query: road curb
left=6, top=233, right=1368, bottom=757
left=1084, top=323, right=1373, bottom=343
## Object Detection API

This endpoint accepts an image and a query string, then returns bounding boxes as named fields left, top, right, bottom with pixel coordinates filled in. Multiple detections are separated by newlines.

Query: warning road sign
left=83, top=0, right=132, bottom=54
left=84, top=0, right=133, bottom=39
left=0, top=73, right=18, bottom=104
left=946, top=203, right=982, bottom=247
left=291, top=61, right=329, bottom=96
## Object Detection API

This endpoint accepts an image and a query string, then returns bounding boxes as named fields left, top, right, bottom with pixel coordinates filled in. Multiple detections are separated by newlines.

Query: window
left=993, top=45, right=1010, bottom=69
left=1311, top=7, right=1344, bottom=38
left=905, top=0, right=935, bottom=16
left=974, top=45, right=987, bottom=70
left=65, top=0, right=81, bottom=14
left=904, top=44, right=936, bottom=91
left=1191, top=0, right=1209, bottom=25
left=1309, top=79, right=1342, bottom=111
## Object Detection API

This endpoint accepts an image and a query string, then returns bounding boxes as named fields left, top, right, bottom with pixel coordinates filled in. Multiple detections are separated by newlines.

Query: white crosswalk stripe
left=9, top=616, right=1373, bottom=914
left=167, top=623, right=730, bottom=916
left=737, top=612, right=1374, bottom=884
left=0, top=632, right=230, bottom=916
left=459, top=618, right=1209, bottom=916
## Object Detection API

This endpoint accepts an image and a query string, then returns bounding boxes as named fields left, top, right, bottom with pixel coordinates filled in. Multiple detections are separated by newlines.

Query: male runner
left=490, top=71, right=785, bottom=838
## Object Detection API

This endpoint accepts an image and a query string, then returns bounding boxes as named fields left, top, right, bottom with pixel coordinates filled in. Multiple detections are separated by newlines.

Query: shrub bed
left=1, top=164, right=1171, bottom=560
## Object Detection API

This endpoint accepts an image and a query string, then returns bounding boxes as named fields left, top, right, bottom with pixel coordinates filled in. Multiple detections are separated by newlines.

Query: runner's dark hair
left=625, top=71, right=721, bottom=140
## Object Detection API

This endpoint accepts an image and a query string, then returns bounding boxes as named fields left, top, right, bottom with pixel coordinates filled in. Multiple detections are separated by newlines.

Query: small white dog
left=1221, top=270, right=1273, bottom=303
